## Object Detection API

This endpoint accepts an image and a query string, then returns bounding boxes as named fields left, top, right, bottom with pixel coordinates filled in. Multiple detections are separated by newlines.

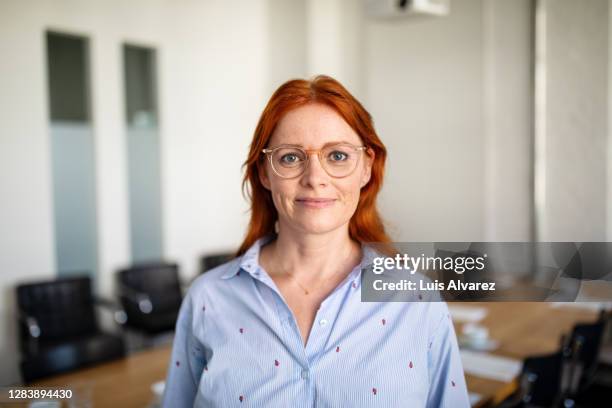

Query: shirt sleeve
left=162, top=290, right=206, bottom=408
left=426, top=302, right=470, bottom=408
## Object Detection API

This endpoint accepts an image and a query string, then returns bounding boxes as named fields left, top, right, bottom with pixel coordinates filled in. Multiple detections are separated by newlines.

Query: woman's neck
left=261, top=225, right=362, bottom=286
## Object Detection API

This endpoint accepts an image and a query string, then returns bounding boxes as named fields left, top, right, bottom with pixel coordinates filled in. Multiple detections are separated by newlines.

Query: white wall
left=609, top=0, right=612, bottom=243
left=365, top=0, right=485, bottom=241
left=268, top=0, right=307, bottom=91
left=0, top=0, right=57, bottom=387
left=0, top=0, right=269, bottom=385
left=363, top=0, right=533, bottom=242
left=482, top=0, right=533, bottom=241
left=159, top=0, right=268, bottom=281
left=306, top=0, right=365, bottom=98
left=540, top=0, right=609, bottom=241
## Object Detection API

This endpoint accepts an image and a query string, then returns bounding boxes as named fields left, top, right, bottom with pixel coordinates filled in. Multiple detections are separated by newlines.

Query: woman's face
left=260, top=103, right=373, bottom=236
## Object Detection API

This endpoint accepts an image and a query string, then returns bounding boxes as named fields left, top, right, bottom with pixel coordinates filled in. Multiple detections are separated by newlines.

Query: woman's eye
left=329, top=151, right=348, bottom=161
left=280, top=154, right=300, bottom=164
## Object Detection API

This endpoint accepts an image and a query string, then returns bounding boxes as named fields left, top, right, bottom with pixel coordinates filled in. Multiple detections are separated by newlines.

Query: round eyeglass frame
left=261, top=143, right=367, bottom=179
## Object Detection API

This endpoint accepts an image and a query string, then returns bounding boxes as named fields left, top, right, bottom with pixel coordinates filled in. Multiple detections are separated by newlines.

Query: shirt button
left=319, top=319, right=328, bottom=327
left=301, top=369, right=309, bottom=380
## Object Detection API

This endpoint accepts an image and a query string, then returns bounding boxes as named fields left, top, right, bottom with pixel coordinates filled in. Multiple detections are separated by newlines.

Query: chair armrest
left=117, top=284, right=154, bottom=314
left=18, top=312, right=41, bottom=339
left=180, top=280, right=190, bottom=296
left=94, top=296, right=128, bottom=325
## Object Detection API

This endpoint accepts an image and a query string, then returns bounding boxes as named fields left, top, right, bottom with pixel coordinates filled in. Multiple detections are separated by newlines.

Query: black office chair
left=498, top=314, right=610, bottom=408
left=17, top=276, right=126, bottom=383
left=561, top=316, right=609, bottom=407
left=200, top=252, right=234, bottom=274
left=116, top=262, right=183, bottom=337
left=498, top=350, right=566, bottom=408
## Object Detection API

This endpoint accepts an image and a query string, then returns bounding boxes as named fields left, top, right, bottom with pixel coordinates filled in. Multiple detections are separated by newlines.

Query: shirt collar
left=220, top=235, right=272, bottom=279
left=221, top=235, right=382, bottom=281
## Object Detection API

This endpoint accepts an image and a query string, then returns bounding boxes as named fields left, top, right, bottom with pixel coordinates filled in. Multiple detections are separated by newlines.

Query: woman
left=162, top=76, right=469, bottom=407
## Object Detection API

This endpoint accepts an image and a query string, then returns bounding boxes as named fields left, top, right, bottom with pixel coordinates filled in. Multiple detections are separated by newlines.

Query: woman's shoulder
left=186, top=256, right=243, bottom=296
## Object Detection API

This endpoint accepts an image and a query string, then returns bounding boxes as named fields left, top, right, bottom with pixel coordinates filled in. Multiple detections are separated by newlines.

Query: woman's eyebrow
left=265, top=143, right=304, bottom=149
left=278, top=140, right=351, bottom=148
left=322, top=140, right=351, bottom=147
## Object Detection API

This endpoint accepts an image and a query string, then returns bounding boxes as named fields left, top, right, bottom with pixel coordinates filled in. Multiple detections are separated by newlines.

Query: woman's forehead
left=269, top=103, right=361, bottom=147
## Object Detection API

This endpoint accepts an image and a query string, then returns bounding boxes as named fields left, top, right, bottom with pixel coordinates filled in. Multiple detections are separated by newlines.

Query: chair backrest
left=200, top=253, right=234, bottom=274
left=16, top=276, right=98, bottom=341
left=506, top=317, right=607, bottom=407
left=519, top=351, right=564, bottom=407
left=117, top=262, right=182, bottom=312
left=565, top=319, right=606, bottom=390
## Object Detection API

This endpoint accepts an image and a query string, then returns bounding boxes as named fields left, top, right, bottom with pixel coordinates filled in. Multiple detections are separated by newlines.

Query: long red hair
left=237, top=75, right=391, bottom=255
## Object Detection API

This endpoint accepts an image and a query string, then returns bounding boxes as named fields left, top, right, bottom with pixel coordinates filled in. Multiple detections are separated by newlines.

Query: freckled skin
left=259, top=103, right=373, bottom=236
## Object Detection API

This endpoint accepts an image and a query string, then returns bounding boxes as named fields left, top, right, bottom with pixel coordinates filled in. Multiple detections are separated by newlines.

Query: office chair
left=561, top=314, right=609, bottom=407
left=497, top=350, right=566, bottom=408
left=17, top=276, right=126, bottom=383
left=499, top=314, right=609, bottom=408
left=200, top=252, right=234, bottom=274
left=116, top=262, right=183, bottom=338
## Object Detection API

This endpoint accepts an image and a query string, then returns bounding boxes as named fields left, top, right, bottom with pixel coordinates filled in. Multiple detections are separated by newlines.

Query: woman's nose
left=300, top=153, right=329, bottom=187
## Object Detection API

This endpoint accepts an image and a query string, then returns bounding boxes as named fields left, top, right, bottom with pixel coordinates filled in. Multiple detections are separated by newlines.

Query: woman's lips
left=295, top=198, right=336, bottom=209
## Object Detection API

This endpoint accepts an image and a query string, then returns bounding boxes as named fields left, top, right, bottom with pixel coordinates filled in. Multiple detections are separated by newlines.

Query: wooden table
left=5, top=346, right=171, bottom=408
left=6, top=302, right=600, bottom=408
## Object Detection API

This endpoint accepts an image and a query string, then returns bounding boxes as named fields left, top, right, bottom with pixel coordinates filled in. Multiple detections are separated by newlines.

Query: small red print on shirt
left=352, top=282, right=357, bottom=288
left=451, top=380, right=456, bottom=387
left=372, top=388, right=377, bottom=395
left=336, top=346, right=340, bottom=352
left=409, top=361, right=413, bottom=368
left=239, top=328, right=244, bottom=334
left=239, top=395, right=244, bottom=402
left=274, top=359, right=279, bottom=367
left=381, top=318, right=386, bottom=326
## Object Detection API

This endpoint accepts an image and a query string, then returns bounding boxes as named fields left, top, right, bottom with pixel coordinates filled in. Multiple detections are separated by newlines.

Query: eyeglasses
left=262, top=143, right=367, bottom=179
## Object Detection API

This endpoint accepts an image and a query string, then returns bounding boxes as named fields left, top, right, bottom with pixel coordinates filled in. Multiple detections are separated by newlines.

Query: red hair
left=237, top=75, right=391, bottom=255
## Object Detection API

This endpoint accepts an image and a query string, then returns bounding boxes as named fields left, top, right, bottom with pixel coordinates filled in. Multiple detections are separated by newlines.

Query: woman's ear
left=259, top=163, right=272, bottom=190
left=361, top=148, right=374, bottom=187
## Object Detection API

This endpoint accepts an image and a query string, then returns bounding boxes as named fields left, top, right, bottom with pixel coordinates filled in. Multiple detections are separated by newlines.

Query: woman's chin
left=291, top=217, right=348, bottom=235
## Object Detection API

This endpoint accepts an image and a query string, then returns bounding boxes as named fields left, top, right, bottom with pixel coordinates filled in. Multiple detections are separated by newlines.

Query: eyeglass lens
left=270, top=144, right=360, bottom=178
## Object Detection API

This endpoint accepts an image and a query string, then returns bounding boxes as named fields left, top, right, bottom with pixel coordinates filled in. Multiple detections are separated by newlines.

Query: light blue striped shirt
left=162, top=237, right=470, bottom=407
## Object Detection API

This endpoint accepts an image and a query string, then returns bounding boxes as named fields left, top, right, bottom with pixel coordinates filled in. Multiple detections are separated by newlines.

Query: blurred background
left=0, top=0, right=610, bottom=405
